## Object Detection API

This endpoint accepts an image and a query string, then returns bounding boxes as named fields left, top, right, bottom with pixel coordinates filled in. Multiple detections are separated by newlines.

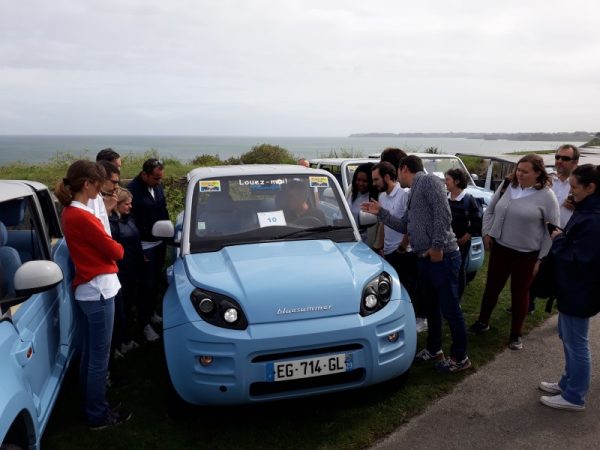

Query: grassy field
left=40, top=260, right=551, bottom=450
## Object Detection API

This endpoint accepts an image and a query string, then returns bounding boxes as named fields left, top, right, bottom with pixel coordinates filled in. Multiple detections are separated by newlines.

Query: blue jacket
left=552, top=194, right=600, bottom=318
left=109, top=212, right=144, bottom=279
left=126, top=175, right=169, bottom=242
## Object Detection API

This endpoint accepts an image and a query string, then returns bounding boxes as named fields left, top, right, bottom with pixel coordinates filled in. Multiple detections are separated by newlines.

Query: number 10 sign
left=257, top=210, right=287, bottom=228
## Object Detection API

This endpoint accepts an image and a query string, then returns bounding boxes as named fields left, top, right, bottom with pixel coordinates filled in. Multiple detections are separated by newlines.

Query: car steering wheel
left=292, top=215, right=323, bottom=227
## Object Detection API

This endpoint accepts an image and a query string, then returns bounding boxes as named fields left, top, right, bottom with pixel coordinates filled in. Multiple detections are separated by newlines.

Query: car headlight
left=190, top=288, right=248, bottom=330
left=360, top=272, right=393, bottom=317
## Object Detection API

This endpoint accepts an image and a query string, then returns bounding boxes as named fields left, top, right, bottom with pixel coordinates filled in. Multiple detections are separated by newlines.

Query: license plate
left=267, top=353, right=351, bottom=382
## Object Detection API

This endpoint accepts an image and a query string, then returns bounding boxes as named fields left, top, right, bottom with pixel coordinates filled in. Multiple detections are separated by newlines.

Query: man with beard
left=552, top=144, right=579, bottom=228
left=363, top=155, right=469, bottom=373
left=371, top=162, right=410, bottom=286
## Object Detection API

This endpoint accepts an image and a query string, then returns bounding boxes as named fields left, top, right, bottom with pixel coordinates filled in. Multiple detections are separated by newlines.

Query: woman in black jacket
left=539, top=164, right=600, bottom=411
left=445, top=168, right=483, bottom=299
left=109, top=188, right=145, bottom=355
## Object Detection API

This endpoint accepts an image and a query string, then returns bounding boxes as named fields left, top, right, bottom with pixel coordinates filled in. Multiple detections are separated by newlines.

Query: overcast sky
left=1, top=0, right=599, bottom=135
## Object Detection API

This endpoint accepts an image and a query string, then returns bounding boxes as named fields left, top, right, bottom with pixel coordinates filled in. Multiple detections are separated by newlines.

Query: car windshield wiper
left=275, top=225, right=354, bottom=239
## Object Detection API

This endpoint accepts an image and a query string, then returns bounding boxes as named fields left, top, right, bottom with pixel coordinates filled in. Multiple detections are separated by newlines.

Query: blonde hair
left=113, top=187, right=133, bottom=216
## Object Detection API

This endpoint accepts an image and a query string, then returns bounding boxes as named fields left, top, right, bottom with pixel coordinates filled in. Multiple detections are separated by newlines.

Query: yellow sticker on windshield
left=309, top=176, right=329, bottom=188
left=199, top=180, right=221, bottom=192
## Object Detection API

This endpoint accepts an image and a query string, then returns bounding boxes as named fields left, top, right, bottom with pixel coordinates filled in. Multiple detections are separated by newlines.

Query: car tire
left=466, top=271, right=476, bottom=284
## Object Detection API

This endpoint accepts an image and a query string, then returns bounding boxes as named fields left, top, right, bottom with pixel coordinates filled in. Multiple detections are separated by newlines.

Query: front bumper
left=164, top=300, right=416, bottom=405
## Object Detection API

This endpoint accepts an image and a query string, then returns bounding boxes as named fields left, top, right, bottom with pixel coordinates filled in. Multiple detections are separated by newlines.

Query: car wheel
left=466, top=271, right=476, bottom=284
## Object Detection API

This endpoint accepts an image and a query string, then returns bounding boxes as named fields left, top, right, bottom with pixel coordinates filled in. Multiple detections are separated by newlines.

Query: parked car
left=0, top=181, right=77, bottom=450
left=310, top=155, right=491, bottom=282
left=152, top=165, right=416, bottom=405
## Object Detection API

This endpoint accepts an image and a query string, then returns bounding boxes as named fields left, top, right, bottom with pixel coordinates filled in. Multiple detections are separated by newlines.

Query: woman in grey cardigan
left=469, top=154, right=559, bottom=350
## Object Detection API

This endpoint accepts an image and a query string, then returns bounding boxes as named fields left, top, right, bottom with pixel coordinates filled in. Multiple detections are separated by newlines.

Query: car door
left=1, top=194, right=67, bottom=427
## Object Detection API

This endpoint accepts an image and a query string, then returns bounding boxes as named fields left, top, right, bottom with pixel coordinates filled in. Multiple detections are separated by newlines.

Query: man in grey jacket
left=362, top=155, right=470, bottom=373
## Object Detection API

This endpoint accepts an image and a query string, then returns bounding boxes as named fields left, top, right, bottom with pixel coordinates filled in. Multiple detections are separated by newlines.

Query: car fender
left=0, top=358, right=40, bottom=447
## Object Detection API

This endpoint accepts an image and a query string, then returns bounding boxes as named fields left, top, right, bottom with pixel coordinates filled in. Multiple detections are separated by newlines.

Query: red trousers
left=478, top=241, right=538, bottom=337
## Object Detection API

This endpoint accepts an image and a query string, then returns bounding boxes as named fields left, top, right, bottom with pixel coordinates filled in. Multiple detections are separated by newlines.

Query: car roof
left=309, top=158, right=373, bottom=165
left=455, top=152, right=600, bottom=168
left=0, top=181, right=37, bottom=203
left=187, top=164, right=333, bottom=182
left=367, top=152, right=467, bottom=159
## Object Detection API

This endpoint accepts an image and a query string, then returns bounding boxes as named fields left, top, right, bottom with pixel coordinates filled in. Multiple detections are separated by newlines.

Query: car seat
left=0, top=221, right=23, bottom=298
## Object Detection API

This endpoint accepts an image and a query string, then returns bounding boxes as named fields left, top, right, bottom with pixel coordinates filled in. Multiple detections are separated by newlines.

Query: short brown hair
left=54, top=160, right=106, bottom=206
left=556, top=144, right=580, bottom=161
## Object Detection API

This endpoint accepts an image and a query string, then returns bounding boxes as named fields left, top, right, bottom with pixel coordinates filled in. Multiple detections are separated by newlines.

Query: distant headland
left=349, top=132, right=598, bottom=142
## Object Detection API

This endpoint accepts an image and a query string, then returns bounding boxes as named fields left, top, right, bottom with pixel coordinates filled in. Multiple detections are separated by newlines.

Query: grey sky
left=1, top=0, right=598, bottom=135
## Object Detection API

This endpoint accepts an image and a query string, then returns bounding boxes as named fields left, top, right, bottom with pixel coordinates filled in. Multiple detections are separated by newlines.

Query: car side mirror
left=358, top=211, right=377, bottom=228
left=152, top=220, right=179, bottom=247
left=0, top=261, right=64, bottom=310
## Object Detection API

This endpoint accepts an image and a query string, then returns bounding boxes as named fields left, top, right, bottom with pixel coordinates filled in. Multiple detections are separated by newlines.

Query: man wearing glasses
left=127, top=158, right=169, bottom=342
left=552, top=144, right=579, bottom=228
left=86, top=159, right=121, bottom=236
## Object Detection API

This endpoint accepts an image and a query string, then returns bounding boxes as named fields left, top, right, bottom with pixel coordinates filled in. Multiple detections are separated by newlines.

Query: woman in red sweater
left=55, top=160, right=130, bottom=430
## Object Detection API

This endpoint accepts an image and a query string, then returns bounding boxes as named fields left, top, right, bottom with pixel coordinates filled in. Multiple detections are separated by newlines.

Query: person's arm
left=427, top=176, right=453, bottom=252
left=467, top=195, right=483, bottom=237
left=361, top=199, right=408, bottom=233
left=538, top=190, right=561, bottom=259
left=80, top=213, right=124, bottom=261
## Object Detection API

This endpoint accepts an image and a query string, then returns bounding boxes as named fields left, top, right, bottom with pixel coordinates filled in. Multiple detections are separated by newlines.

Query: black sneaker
left=468, top=320, right=490, bottom=333
left=89, top=410, right=132, bottom=431
left=435, top=356, right=472, bottom=374
left=509, top=336, right=523, bottom=350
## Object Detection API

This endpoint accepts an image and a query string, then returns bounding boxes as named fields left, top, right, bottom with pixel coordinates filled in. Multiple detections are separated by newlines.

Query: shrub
left=240, top=144, right=295, bottom=164
left=191, top=154, right=224, bottom=166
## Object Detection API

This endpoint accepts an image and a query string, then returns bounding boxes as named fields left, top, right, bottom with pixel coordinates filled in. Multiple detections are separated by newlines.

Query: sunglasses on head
left=555, top=155, right=577, bottom=162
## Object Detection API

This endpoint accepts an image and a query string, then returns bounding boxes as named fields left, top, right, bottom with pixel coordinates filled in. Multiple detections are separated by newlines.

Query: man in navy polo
left=127, top=158, right=169, bottom=342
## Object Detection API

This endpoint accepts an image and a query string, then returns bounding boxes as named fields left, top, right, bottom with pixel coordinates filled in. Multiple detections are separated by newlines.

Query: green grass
left=41, top=259, right=551, bottom=450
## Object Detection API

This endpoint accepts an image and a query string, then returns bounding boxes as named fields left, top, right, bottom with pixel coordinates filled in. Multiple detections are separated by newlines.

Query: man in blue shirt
left=362, top=155, right=470, bottom=373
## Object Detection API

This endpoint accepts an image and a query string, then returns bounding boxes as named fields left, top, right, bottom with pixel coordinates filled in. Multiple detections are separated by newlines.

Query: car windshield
left=189, top=173, right=355, bottom=252
left=421, top=157, right=475, bottom=186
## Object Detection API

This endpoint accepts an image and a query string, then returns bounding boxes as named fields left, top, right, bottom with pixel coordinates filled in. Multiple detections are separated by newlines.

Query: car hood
left=184, top=240, right=386, bottom=324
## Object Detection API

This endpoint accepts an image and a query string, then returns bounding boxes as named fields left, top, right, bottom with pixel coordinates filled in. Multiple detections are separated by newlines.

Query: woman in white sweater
left=469, top=154, right=559, bottom=350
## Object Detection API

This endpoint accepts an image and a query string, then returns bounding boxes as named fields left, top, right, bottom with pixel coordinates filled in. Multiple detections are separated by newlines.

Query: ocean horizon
left=0, top=135, right=583, bottom=165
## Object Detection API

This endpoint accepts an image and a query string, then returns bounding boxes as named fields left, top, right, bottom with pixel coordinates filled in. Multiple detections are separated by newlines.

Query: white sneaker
left=540, top=394, right=585, bottom=411
left=416, top=318, right=428, bottom=333
left=539, top=381, right=561, bottom=395
left=113, top=349, right=125, bottom=360
left=150, top=312, right=163, bottom=325
left=144, top=324, right=160, bottom=342
left=120, top=340, right=140, bottom=355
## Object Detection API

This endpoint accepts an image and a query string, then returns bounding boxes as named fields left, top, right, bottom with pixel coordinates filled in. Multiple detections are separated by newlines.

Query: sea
left=0, top=135, right=584, bottom=166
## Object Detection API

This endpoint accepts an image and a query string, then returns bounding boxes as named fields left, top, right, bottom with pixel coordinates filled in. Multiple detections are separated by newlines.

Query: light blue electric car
left=153, top=165, right=416, bottom=405
left=1, top=181, right=76, bottom=449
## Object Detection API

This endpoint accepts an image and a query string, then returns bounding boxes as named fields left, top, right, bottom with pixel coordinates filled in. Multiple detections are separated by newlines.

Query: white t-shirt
left=379, top=183, right=408, bottom=255
left=87, top=195, right=112, bottom=236
left=551, top=175, right=573, bottom=228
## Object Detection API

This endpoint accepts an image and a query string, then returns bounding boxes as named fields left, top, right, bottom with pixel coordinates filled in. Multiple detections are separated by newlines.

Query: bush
left=191, top=154, right=225, bottom=166
left=240, top=144, right=295, bottom=164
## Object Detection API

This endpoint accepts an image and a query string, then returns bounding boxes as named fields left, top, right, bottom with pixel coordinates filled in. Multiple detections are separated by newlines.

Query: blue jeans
left=418, top=250, right=467, bottom=361
left=558, top=313, right=590, bottom=406
left=78, top=297, right=115, bottom=425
